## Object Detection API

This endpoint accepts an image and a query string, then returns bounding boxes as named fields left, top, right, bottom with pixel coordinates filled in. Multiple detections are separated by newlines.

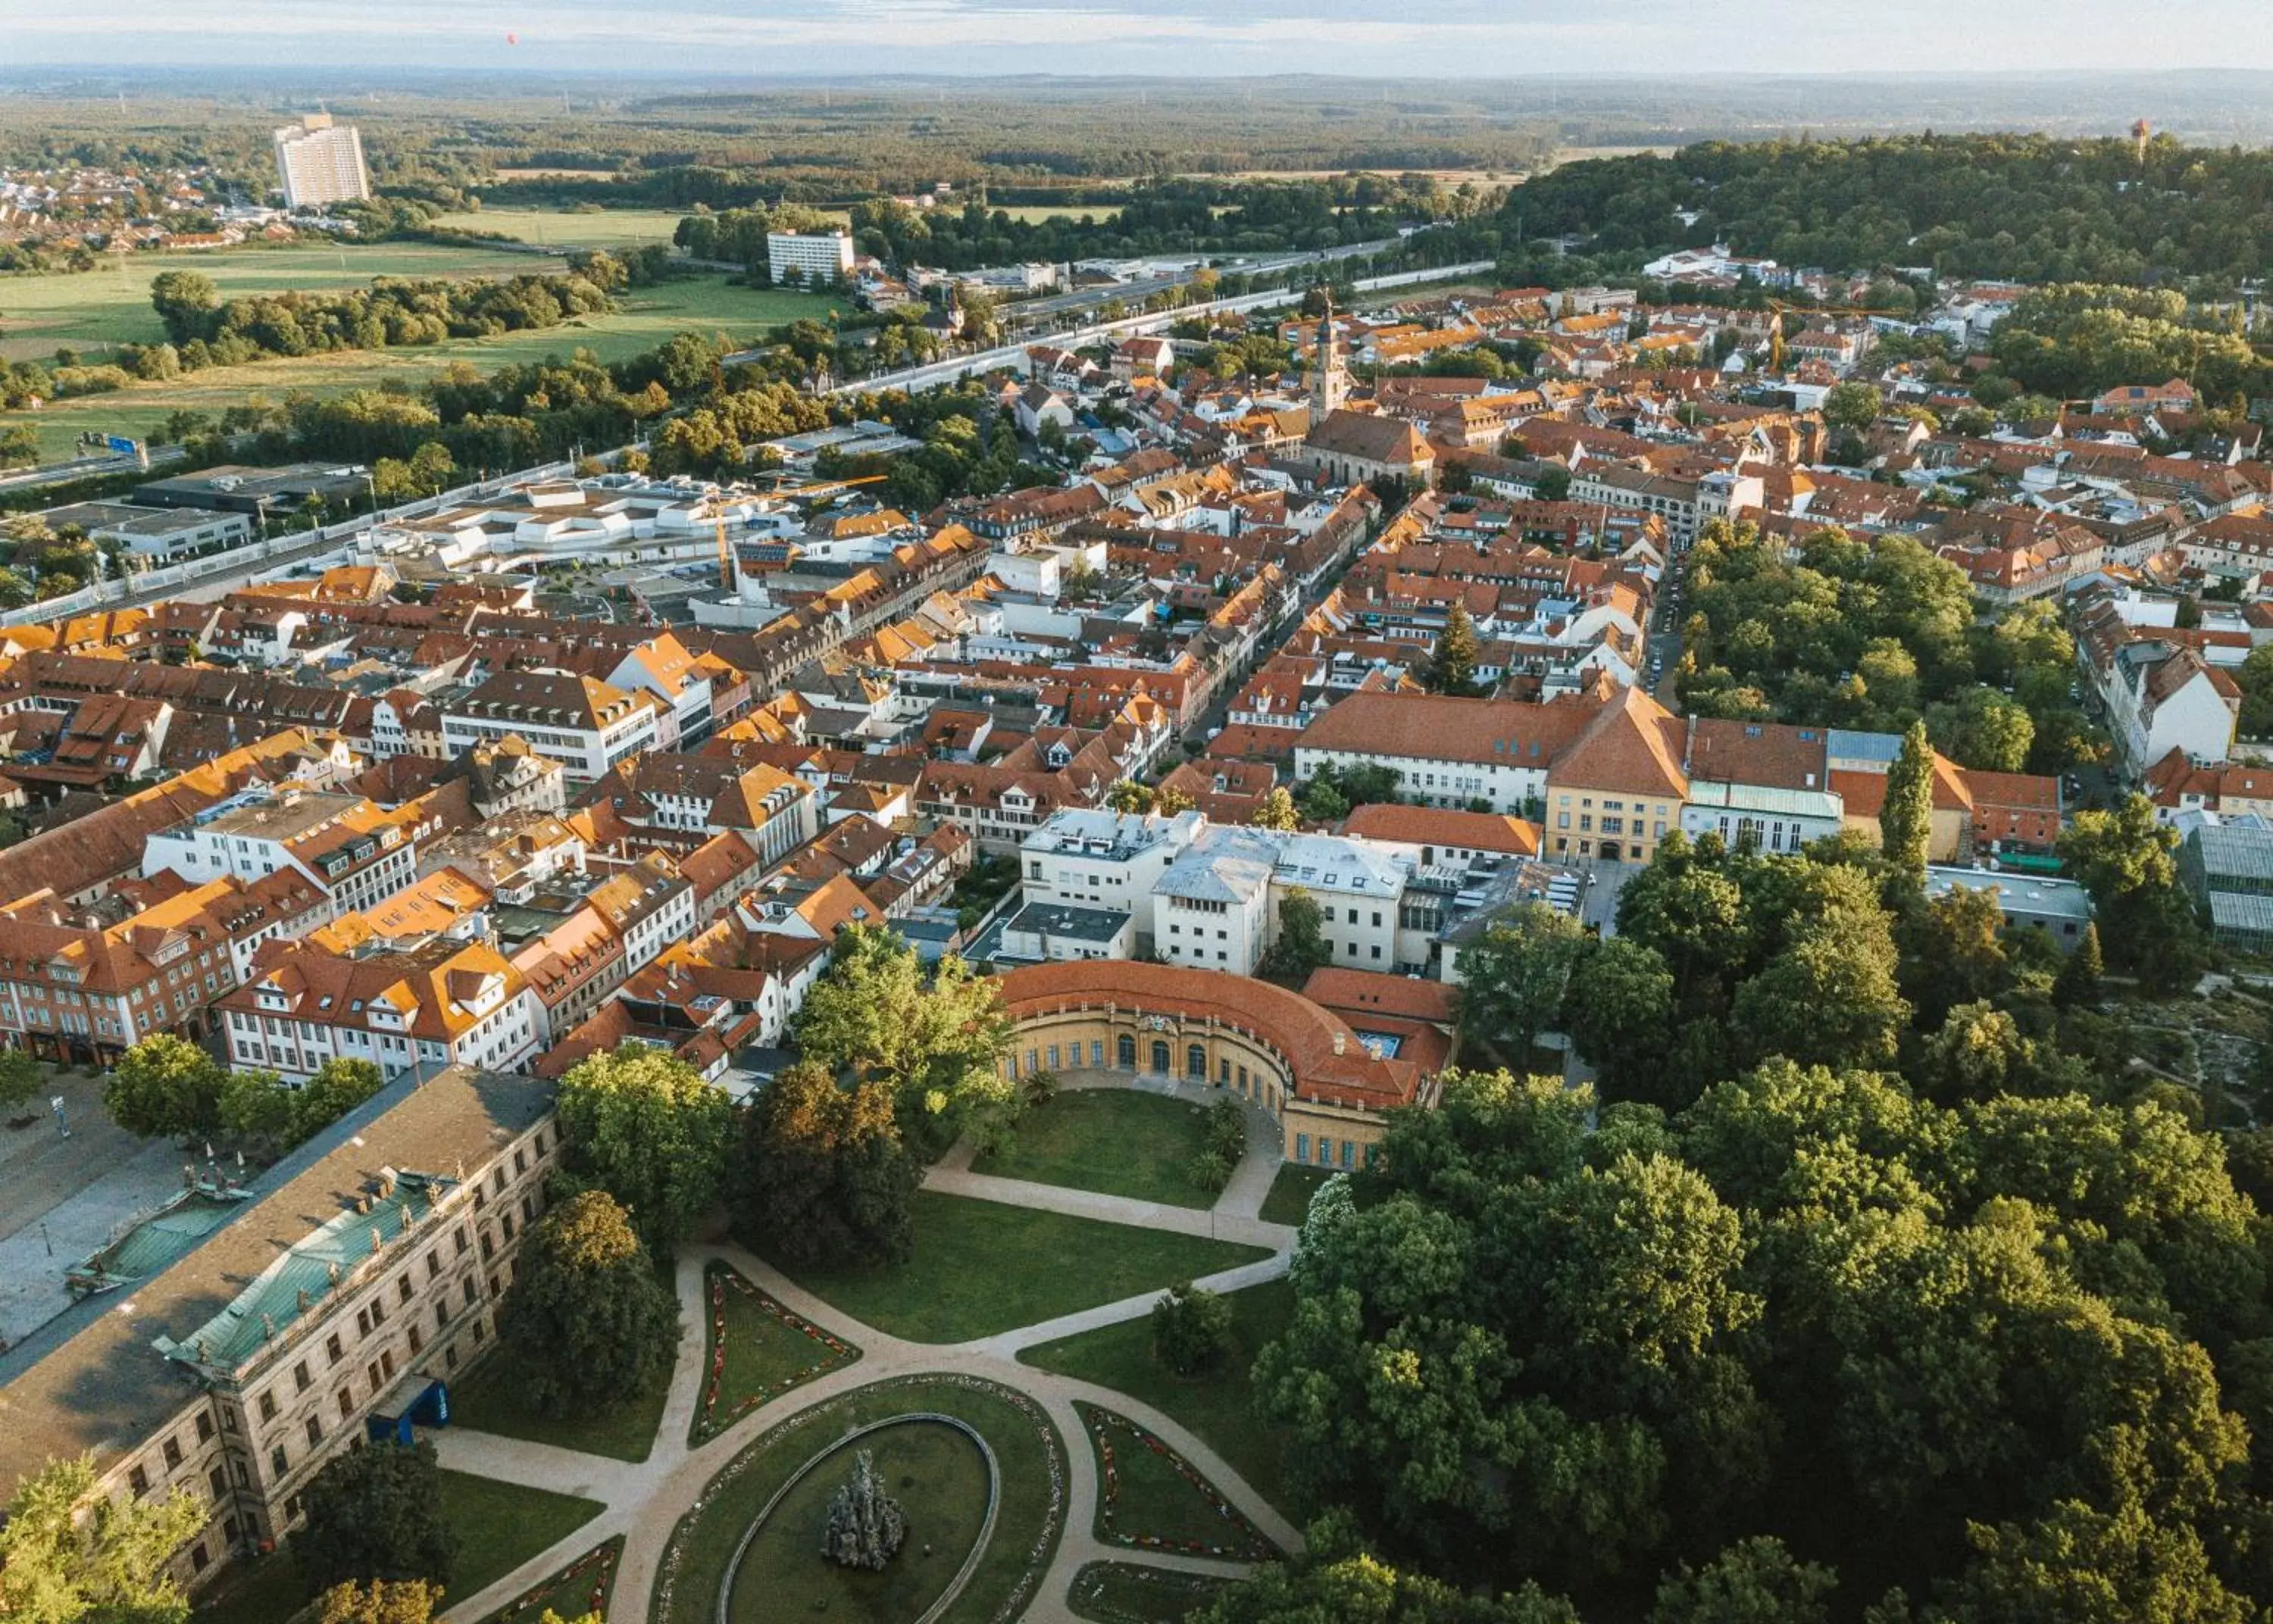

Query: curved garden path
left=433, top=1088, right=1304, bottom=1624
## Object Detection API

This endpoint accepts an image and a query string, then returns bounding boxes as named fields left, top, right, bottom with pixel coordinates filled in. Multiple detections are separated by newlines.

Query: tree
left=314, top=1581, right=444, bottom=1624
left=0, top=426, right=39, bottom=470
left=1928, top=687, right=2034, bottom=773
left=0, top=1045, right=41, bottom=1112
left=554, top=1044, right=734, bottom=1250
left=2059, top=795, right=2203, bottom=989
left=1297, top=776, right=1351, bottom=825
left=292, top=1442, right=458, bottom=1597
left=730, top=1060, right=918, bottom=1269
left=0, top=1454, right=205, bottom=1624
left=1262, top=888, right=1331, bottom=981
left=104, top=1034, right=225, bottom=1140
left=148, top=270, right=219, bottom=342
left=1152, top=1281, right=1235, bottom=1375
left=1249, top=786, right=1302, bottom=832
left=1562, top=938, right=1677, bottom=1105
left=1878, top=721, right=1935, bottom=884
left=1106, top=779, right=1156, bottom=814
left=403, top=442, right=455, bottom=495
left=1822, top=381, right=1884, bottom=434
left=498, top=1190, right=680, bottom=1415
left=793, top=925, right=1015, bottom=1147
left=1648, top=1538, right=1835, bottom=1624
left=1427, top=603, right=1482, bottom=696
left=1453, top=904, right=1586, bottom=1065
left=2053, top=922, right=2104, bottom=1007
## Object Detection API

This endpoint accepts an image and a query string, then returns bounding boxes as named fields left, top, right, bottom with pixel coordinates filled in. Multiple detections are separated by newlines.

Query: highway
left=0, top=444, right=186, bottom=496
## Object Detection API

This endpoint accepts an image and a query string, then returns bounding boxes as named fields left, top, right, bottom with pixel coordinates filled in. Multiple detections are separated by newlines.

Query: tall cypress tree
left=1880, top=721, right=1935, bottom=885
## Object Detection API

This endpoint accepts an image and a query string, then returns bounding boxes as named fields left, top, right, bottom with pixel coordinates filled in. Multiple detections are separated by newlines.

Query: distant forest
left=1502, top=133, right=2273, bottom=289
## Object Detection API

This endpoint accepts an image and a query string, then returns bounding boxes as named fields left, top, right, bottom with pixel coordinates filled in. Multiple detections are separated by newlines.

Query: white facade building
left=767, top=231, right=855, bottom=285
left=272, top=115, right=370, bottom=208
left=1020, top=810, right=1202, bottom=954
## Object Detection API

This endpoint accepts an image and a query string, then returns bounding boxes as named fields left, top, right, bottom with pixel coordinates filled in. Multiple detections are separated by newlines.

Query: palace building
left=0, top=1067, right=555, bottom=1595
left=996, top=960, right=1443, bottom=1171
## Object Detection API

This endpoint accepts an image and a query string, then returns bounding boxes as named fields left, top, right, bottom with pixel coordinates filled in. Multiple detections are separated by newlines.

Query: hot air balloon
left=505, top=31, right=519, bottom=44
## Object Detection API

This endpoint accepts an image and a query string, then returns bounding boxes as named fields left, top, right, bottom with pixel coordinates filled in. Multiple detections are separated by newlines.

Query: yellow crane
left=712, top=474, right=890, bottom=590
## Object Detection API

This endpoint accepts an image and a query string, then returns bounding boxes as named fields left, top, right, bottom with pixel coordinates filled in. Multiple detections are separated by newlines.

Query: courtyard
left=389, top=1082, right=1311, bottom=1624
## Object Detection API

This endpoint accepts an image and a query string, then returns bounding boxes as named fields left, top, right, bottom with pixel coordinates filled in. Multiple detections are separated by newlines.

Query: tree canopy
left=0, top=1454, right=205, bottom=1624
left=553, top=1044, right=735, bottom=1251
left=497, top=1190, right=680, bottom=1416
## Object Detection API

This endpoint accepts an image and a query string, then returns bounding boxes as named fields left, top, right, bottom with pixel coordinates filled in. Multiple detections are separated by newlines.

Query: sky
left=4, top=0, right=2272, bottom=77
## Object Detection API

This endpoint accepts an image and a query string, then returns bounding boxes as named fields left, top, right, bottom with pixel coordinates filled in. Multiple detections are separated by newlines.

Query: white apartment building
left=767, top=230, right=855, bottom=285
left=1020, top=809, right=1203, bottom=954
left=442, top=671, right=660, bottom=785
left=272, top=115, right=370, bottom=208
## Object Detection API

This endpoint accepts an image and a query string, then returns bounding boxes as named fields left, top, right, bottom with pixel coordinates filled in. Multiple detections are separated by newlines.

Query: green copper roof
left=161, top=1172, right=454, bottom=1373
left=67, top=1190, right=245, bottom=1297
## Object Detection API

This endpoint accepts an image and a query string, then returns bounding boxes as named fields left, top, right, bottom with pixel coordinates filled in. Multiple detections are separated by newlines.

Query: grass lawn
left=1079, top=1404, right=1277, bottom=1560
left=1258, top=1164, right=1332, bottom=1229
left=427, top=208, right=699, bottom=250
left=0, top=270, right=839, bottom=463
left=438, top=1469, right=608, bottom=1606
left=690, top=1263, right=861, bottom=1444
left=1020, top=1279, right=1296, bottom=1515
left=0, top=242, right=567, bottom=362
left=728, top=1419, right=990, bottom=1622
left=1067, top=1562, right=1230, bottom=1624
left=973, top=1090, right=1221, bottom=1208
left=449, top=1345, right=671, bottom=1464
left=763, top=1191, right=1271, bottom=1344
left=652, top=1376, right=1065, bottom=1624
left=483, top=1537, right=624, bottom=1624
left=192, top=1550, right=309, bottom=1624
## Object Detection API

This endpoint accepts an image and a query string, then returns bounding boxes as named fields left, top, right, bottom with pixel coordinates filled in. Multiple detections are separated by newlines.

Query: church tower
left=1310, top=295, right=1348, bottom=417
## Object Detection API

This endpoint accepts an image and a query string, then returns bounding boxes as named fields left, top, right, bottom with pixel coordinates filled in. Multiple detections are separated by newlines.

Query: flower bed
left=483, top=1535, right=623, bottom=1624
left=1078, top=1403, right=1277, bottom=1563
left=688, top=1263, right=859, bottom=1445
left=1067, top=1561, right=1232, bottom=1624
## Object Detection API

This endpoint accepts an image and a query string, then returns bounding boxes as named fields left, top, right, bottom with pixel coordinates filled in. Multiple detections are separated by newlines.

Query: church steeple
left=1311, top=293, right=1348, bottom=417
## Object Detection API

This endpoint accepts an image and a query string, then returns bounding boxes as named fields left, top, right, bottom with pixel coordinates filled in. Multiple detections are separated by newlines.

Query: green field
left=428, top=208, right=699, bottom=250
left=1258, top=1164, right=1333, bottom=1228
left=973, top=1090, right=1223, bottom=1210
left=450, top=1344, right=673, bottom=1464
left=439, top=1469, right=609, bottom=1605
left=763, top=1191, right=1271, bottom=1344
left=0, top=270, right=839, bottom=464
left=0, top=242, right=567, bottom=362
left=1020, top=1279, right=1297, bottom=1515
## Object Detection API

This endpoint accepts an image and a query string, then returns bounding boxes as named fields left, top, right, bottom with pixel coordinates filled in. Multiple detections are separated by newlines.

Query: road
left=0, top=445, right=186, bottom=495
left=1002, top=238, right=1400, bottom=329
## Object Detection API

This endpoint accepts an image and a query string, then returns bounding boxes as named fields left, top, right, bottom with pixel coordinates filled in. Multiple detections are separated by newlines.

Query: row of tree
left=1677, top=520, right=2107, bottom=776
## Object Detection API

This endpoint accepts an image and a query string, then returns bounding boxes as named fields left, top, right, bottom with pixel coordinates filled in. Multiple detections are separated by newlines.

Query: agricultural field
left=427, top=207, right=702, bottom=249
left=0, top=271, right=838, bottom=464
left=0, top=241, right=567, bottom=364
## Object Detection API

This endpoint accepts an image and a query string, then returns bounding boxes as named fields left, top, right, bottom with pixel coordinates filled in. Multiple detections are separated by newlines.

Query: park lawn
left=1067, top=1562, right=1230, bottom=1624
left=1258, top=1163, right=1332, bottom=1228
left=0, top=274, right=840, bottom=463
left=763, top=1191, right=1271, bottom=1344
left=973, top=1089, right=1221, bottom=1208
left=1080, top=1404, right=1278, bottom=1559
left=690, top=1263, right=861, bottom=1444
left=449, top=1347, right=671, bottom=1464
left=438, top=1469, right=608, bottom=1606
left=1020, top=1278, right=1296, bottom=1515
left=483, top=1538, right=624, bottom=1624
left=726, top=1419, right=990, bottom=1622
left=653, top=1377, right=1065, bottom=1624
left=0, top=241, right=571, bottom=362
left=192, top=1549, right=308, bottom=1624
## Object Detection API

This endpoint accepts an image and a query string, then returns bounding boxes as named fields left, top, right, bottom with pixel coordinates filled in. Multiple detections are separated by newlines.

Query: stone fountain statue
left=821, top=1449, right=907, bottom=1571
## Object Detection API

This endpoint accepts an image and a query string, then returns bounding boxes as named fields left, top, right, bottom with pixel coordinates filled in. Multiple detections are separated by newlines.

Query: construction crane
left=711, top=473, right=890, bottom=589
